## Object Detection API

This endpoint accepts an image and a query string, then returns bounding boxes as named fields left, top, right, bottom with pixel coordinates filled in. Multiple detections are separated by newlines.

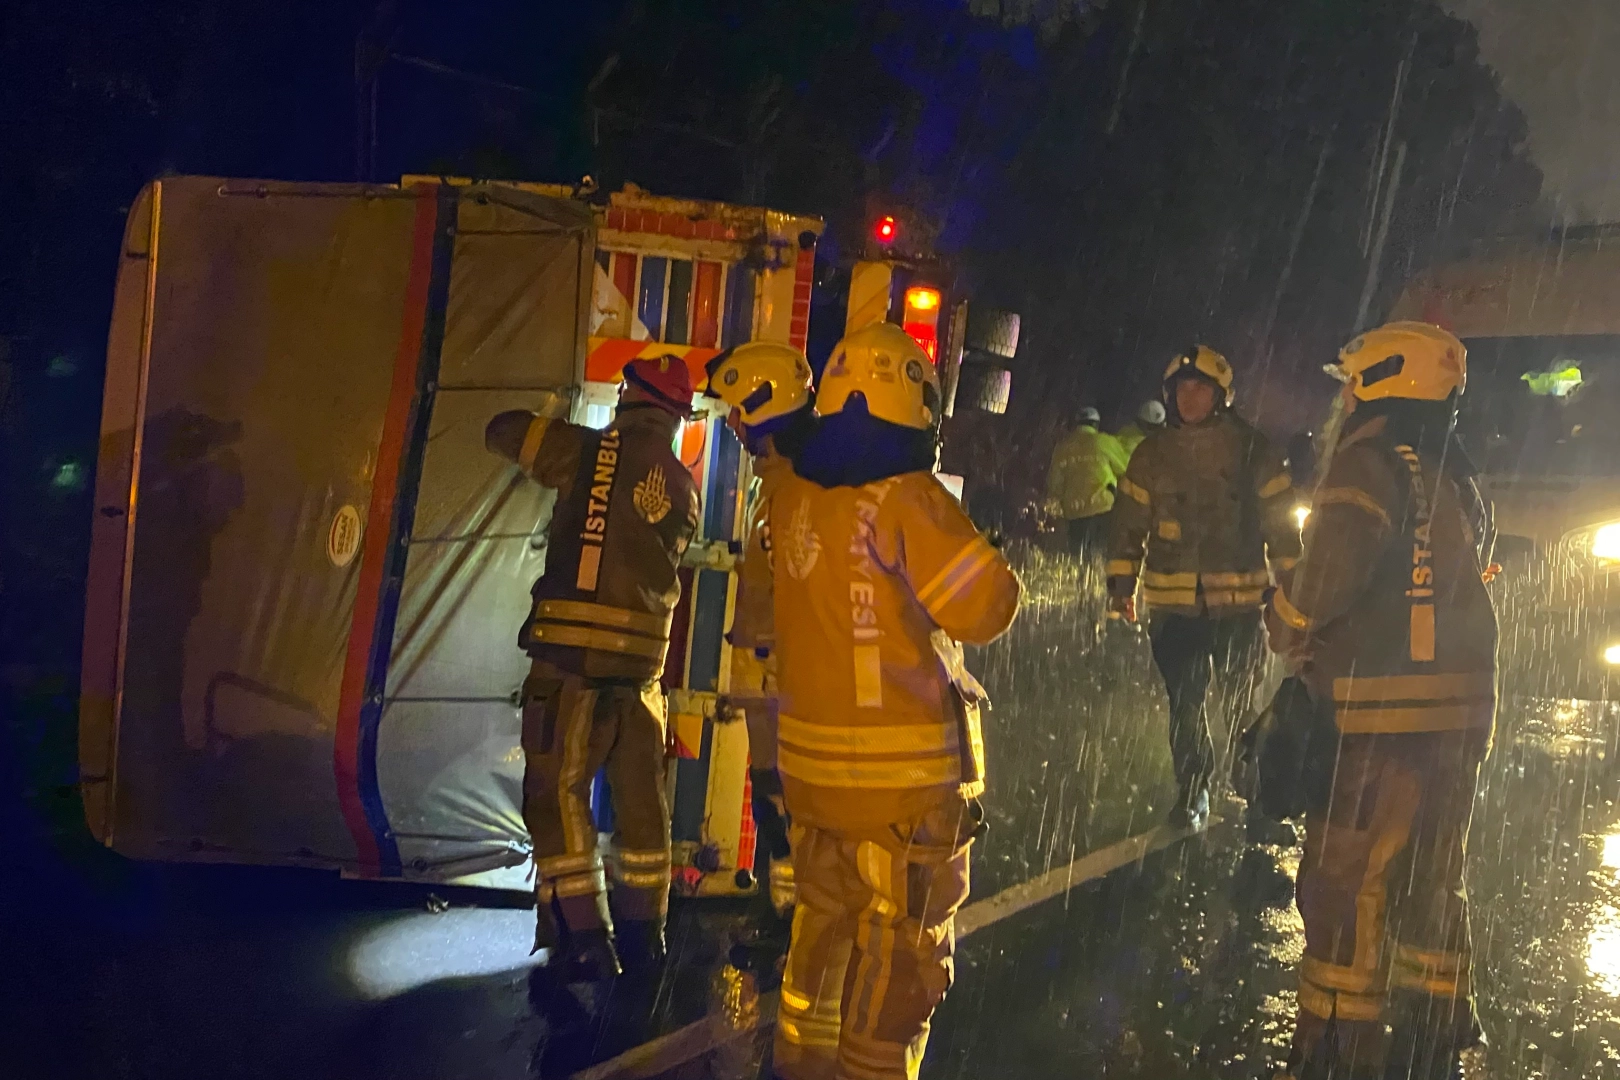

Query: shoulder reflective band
left=1105, top=559, right=1139, bottom=578
left=1313, top=486, right=1391, bottom=528
left=1118, top=476, right=1151, bottom=505
left=519, top=415, right=552, bottom=473
left=1259, top=472, right=1292, bottom=499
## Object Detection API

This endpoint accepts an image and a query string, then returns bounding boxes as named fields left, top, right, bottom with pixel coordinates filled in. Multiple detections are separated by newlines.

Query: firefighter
left=770, top=321, right=1021, bottom=1080
left=1265, top=322, right=1495, bottom=1080
left=483, top=355, right=701, bottom=981
left=1116, top=399, right=1168, bottom=459
left=702, top=341, right=818, bottom=936
left=1106, top=345, right=1300, bottom=830
left=1044, top=405, right=1129, bottom=558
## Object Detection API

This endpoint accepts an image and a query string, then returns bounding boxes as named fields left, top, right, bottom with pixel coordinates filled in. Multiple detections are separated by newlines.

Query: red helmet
left=623, top=354, right=696, bottom=417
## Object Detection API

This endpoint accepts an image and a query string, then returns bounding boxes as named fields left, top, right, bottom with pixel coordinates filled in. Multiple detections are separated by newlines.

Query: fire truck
left=78, top=176, right=1017, bottom=897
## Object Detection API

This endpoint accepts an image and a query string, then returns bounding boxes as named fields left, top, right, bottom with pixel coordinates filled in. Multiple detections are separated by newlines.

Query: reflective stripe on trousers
left=1291, top=728, right=1488, bottom=1070
left=520, top=659, right=671, bottom=932
left=774, top=802, right=976, bottom=1080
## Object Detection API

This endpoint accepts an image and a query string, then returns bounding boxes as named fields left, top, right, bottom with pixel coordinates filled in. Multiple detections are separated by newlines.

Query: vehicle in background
left=1390, top=225, right=1620, bottom=699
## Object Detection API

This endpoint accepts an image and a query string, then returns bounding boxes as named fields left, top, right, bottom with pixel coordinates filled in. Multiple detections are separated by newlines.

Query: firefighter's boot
left=531, top=892, right=565, bottom=956
left=1384, top=991, right=1485, bottom=1080
left=614, top=918, right=667, bottom=978
left=561, top=926, right=623, bottom=983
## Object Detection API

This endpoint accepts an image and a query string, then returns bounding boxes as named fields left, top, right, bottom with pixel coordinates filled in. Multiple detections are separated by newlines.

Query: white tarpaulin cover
left=80, top=177, right=594, bottom=887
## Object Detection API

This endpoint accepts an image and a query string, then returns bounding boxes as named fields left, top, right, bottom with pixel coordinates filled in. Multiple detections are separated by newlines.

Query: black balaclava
left=1352, top=394, right=1468, bottom=470
left=792, top=397, right=936, bottom=488
left=744, top=403, right=819, bottom=460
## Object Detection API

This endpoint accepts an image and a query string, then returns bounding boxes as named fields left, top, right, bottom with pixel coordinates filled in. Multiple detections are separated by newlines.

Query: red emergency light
left=902, top=285, right=943, bottom=362
left=873, top=215, right=899, bottom=245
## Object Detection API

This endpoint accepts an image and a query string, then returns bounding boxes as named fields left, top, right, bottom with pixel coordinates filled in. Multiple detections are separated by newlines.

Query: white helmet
left=1137, top=400, right=1167, bottom=427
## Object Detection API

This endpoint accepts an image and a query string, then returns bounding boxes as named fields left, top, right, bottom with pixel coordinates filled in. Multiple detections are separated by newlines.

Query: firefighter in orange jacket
left=702, top=341, right=818, bottom=935
left=1265, top=323, right=1496, bottom=1080
left=484, top=355, right=701, bottom=981
left=769, top=322, right=1022, bottom=1080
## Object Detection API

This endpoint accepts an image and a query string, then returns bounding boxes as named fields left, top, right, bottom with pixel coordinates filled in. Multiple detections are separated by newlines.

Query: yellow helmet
left=704, top=342, right=813, bottom=428
left=1333, top=321, right=1466, bottom=402
left=1163, top=345, right=1235, bottom=406
left=818, top=322, right=940, bottom=430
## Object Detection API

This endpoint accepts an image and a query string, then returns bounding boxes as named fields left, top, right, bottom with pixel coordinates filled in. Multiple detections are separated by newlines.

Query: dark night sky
left=1449, top=0, right=1620, bottom=222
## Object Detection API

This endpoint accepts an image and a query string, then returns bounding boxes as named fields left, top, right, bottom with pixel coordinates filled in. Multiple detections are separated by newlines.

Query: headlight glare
left=1593, top=524, right=1620, bottom=562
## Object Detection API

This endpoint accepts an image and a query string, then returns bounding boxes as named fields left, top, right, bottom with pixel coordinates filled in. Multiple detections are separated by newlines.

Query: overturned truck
left=79, top=176, right=827, bottom=892
left=78, top=175, right=1016, bottom=896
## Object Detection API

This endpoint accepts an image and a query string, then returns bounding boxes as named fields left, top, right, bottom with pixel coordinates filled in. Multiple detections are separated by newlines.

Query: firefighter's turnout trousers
left=1148, top=610, right=1264, bottom=790
left=775, top=799, right=977, bottom=1080
left=1294, top=728, right=1488, bottom=1067
left=521, top=658, right=672, bottom=932
left=730, top=646, right=795, bottom=914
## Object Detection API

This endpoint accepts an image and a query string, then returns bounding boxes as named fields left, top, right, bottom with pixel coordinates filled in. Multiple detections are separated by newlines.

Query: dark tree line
left=953, top=0, right=1542, bottom=520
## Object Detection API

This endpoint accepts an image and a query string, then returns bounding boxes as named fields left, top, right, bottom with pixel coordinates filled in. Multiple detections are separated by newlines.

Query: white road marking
left=570, top=820, right=1206, bottom=1079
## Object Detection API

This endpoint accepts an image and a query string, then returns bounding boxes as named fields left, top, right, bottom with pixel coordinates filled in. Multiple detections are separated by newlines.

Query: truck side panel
left=80, top=183, right=157, bottom=844
left=82, top=178, right=592, bottom=881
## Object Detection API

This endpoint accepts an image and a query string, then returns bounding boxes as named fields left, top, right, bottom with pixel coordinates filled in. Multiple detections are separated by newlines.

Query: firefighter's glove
left=486, top=409, right=537, bottom=462
left=713, top=698, right=747, bottom=725
left=1482, top=561, right=1503, bottom=584
left=1263, top=600, right=1310, bottom=664
left=1106, top=593, right=1137, bottom=624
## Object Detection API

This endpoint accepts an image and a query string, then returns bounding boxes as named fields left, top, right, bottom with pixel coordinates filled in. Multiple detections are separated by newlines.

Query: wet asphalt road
left=10, top=551, right=1620, bottom=1079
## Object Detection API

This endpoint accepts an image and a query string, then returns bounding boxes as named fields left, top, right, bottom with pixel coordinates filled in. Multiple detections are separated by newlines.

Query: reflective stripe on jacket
left=1268, top=415, right=1497, bottom=734
left=1046, top=425, right=1130, bottom=520
left=488, top=407, right=701, bottom=681
left=1105, top=412, right=1300, bottom=615
left=769, top=470, right=1021, bottom=833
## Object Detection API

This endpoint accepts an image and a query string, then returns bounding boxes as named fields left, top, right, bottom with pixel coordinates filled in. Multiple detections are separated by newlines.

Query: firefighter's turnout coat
left=1107, top=412, right=1301, bottom=615
left=486, top=405, right=700, bottom=931
left=505, top=407, right=701, bottom=678
left=768, top=470, right=1021, bottom=834
left=1269, top=414, right=1497, bottom=733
